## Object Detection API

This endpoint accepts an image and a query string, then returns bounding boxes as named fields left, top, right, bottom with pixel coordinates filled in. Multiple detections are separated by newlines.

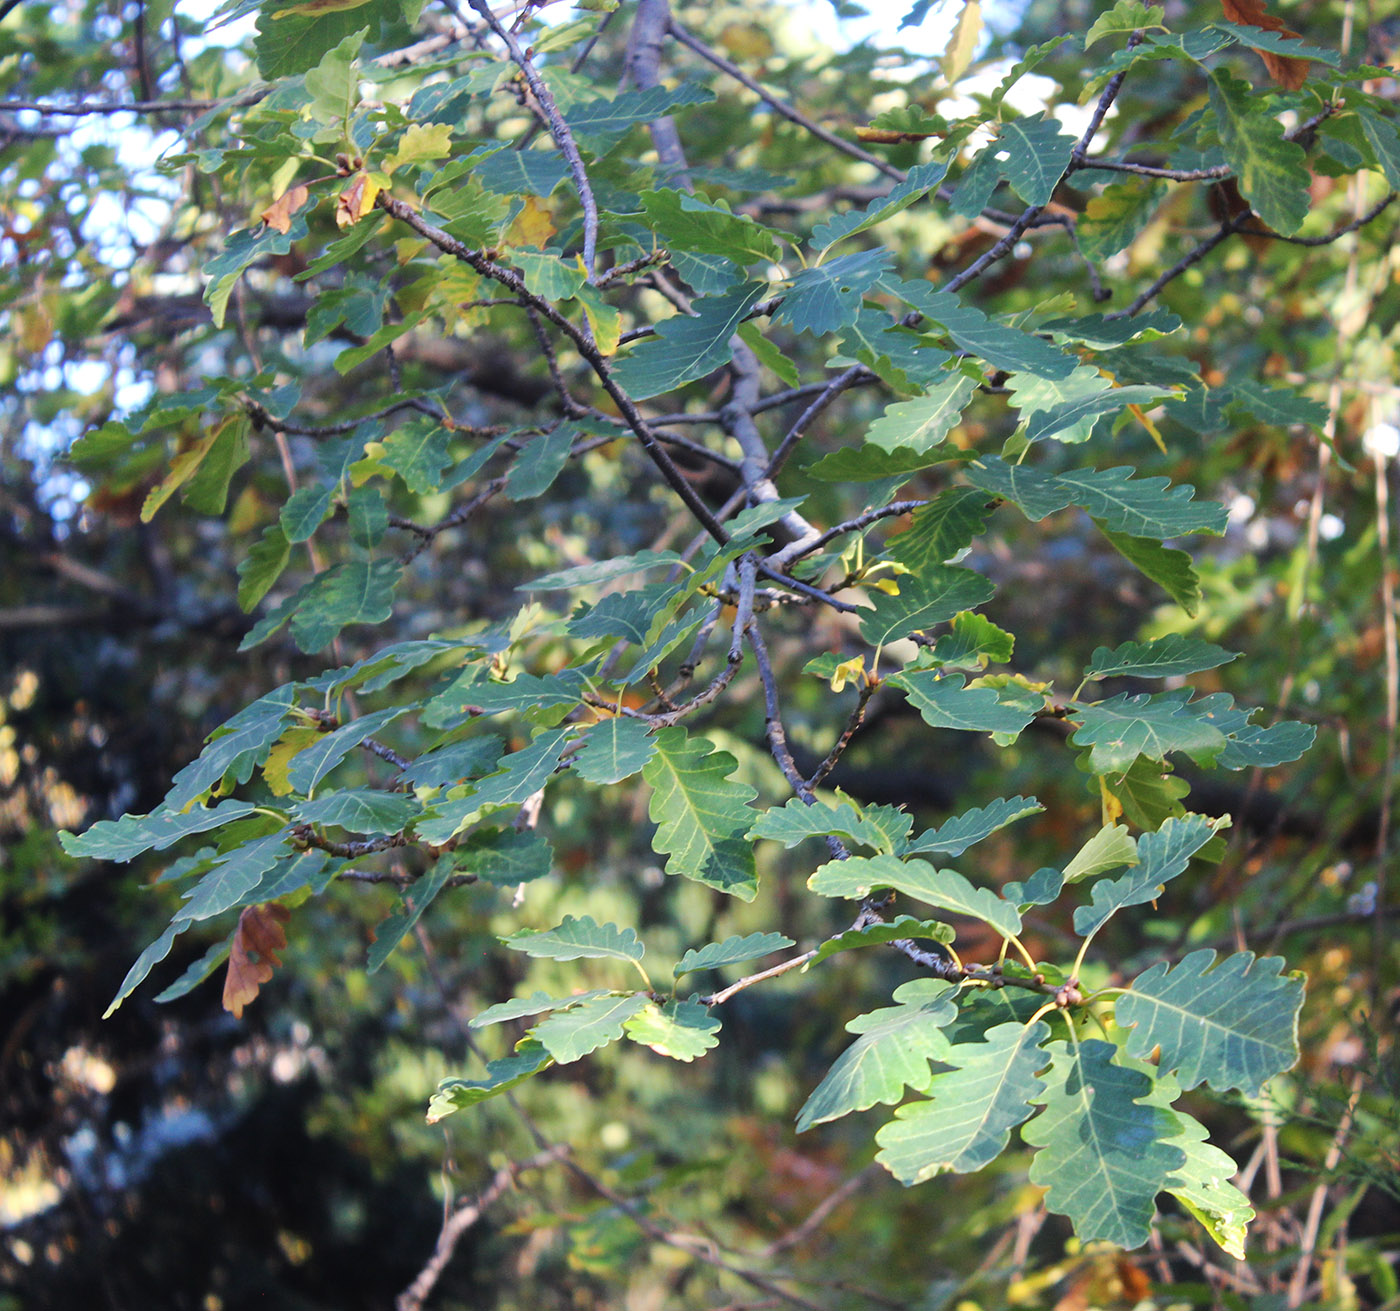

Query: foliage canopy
left=5, top=0, right=1399, bottom=1306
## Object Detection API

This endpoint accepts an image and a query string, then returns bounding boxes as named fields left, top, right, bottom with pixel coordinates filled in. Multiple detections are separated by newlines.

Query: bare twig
left=667, top=19, right=903, bottom=182
left=462, top=0, right=599, bottom=279
left=395, top=1148, right=567, bottom=1311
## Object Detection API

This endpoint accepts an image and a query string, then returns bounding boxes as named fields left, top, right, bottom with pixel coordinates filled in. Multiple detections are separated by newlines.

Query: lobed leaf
left=1118, top=948, right=1303, bottom=1095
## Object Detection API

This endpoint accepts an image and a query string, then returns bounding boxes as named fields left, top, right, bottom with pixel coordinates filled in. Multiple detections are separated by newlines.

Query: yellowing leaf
left=829, top=656, right=866, bottom=692
left=140, top=427, right=221, bottom=523
left=389, top=123, right=452, bottom=174
left=260, top=183, right=309, bottom=235
left=223, top=902, right=290, bottom=1019
left=262, top=726, right=325, bottom=796
left=505, top=195, right=556, bottom=248
left=576, top=283, right=622, bottom=355
left=942, top=0, right=981, bottom=84
left=335, top=173, right=381, bottom=228
left=273, top=0, right=374, bottom=16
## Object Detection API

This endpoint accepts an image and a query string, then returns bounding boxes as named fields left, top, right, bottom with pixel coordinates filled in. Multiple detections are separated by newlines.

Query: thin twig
left=765, top=365, right=871, bottom=483
left=463, top=0, right=599, bottom=279
left=395, top=1150, right=566, bottom=1311
left=667, top=19, right=902, bottom=181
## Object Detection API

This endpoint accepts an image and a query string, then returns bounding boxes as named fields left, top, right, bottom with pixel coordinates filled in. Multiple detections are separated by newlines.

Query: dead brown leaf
left=1220, top=0, right=1311, bottom=90
left=223, top=902, right=291, bottom=1018
left=260, top=184, right=309, bottom=235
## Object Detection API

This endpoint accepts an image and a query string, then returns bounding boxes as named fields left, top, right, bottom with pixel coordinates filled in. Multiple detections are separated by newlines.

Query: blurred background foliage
left=1, top=0, right=1397, bottom=1307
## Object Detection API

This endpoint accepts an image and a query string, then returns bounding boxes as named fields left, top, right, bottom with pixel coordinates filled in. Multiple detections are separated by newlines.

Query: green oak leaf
left=796, top=978, right=958, bottom=1131
left=1071, top=692, right=1226, bottom=774
left=748, top=795, right=913, bottom=855
left=808, top=854, right=1021, bottom=937
left=623, top=1000, right=721, bottom=1061
left=858, top=567, right=995, bottom=647
left=427, top=1039, right=552, bottom=1122
left=876, top=1019, right=1051, bottom=1180
left=1117, top=948, right=1303, bottom=1096
left=1073, top=813, right=1216, bottom=936
left=530, top=993, right=650, bottom=1063
left=1207, top=68, right=1311, bottom=236
left=892, top=671, right=1038, bottom=735
left=674, top=932, right=795, bottom=979
left=611, top=283, right=766, bottom=399
left=1024, top=1039, right=1186, bottom=1248
left=905, top=797, right=1042, bottom=857
left=1085, top=635, right=1237, bottom=681
left=501, top=915, right=644, bottom=965
left=642, top=728, right=759, bottom=899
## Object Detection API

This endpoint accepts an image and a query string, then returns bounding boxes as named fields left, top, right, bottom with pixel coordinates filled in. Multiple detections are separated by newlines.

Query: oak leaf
left=1220, top=0, right=1310, bottom=89
left=260, top=183, right=309, bottom=235
left=335, top=173, right=381, bottom=228
left=223, top=902, right=290, bottom=1018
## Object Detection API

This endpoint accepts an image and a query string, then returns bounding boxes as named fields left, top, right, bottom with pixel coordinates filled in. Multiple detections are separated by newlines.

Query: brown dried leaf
left=335, top=173, right=381, bottom=228
left=223, top=902, right=291, bottom=1018
left=1220, top=0, right=1311, bottom=89
left=260, top=183, right=309, bottom=235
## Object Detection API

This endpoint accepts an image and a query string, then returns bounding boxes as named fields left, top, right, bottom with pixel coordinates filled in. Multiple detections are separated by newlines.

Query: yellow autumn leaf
left=829, top=656, right=867, bottom=693
left=389, top=123, right=452, bottom=174
left=942, top=0, right=982, bottom=85
left=262, top=726, right=324, bottom=797
left=273, top=0, right=374, bottom=17
left=506, top=195, right=556, bottom=248
left=140, top=426, right=222, bottom=523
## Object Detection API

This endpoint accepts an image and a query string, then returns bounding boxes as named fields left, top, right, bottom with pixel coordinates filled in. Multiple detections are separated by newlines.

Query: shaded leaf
left=1208, top=68, right=1312, bottom=234
left=286, top=705, right=409, bottom=794
left=776, top=248, right=892, bottom=337
left=892, top=671, right=1038, bottom=735
left=61, top=798, right=259, bottom=861
left=1073, top=813, right=1217, bottom=936
left=808, top=916, right=954, bottom=967
left=1024, top=1039, right=1185, bottom=1248
left=366, top=856, right=456, bottom=972
left=887, top=488, right=994, bottom=571
left=906, top=797, right=1042, bottom=857
left=611, top=283, right=765, bottom=399
left=812, top=160, right=951, bottom=249
left=1099, top=525, right=1203, bottom=614
left=858, top=567, right=995, bottom=647
left=294, top=788, right=420, bottom=834
left=427, top=1039, right=552, bottom=1122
